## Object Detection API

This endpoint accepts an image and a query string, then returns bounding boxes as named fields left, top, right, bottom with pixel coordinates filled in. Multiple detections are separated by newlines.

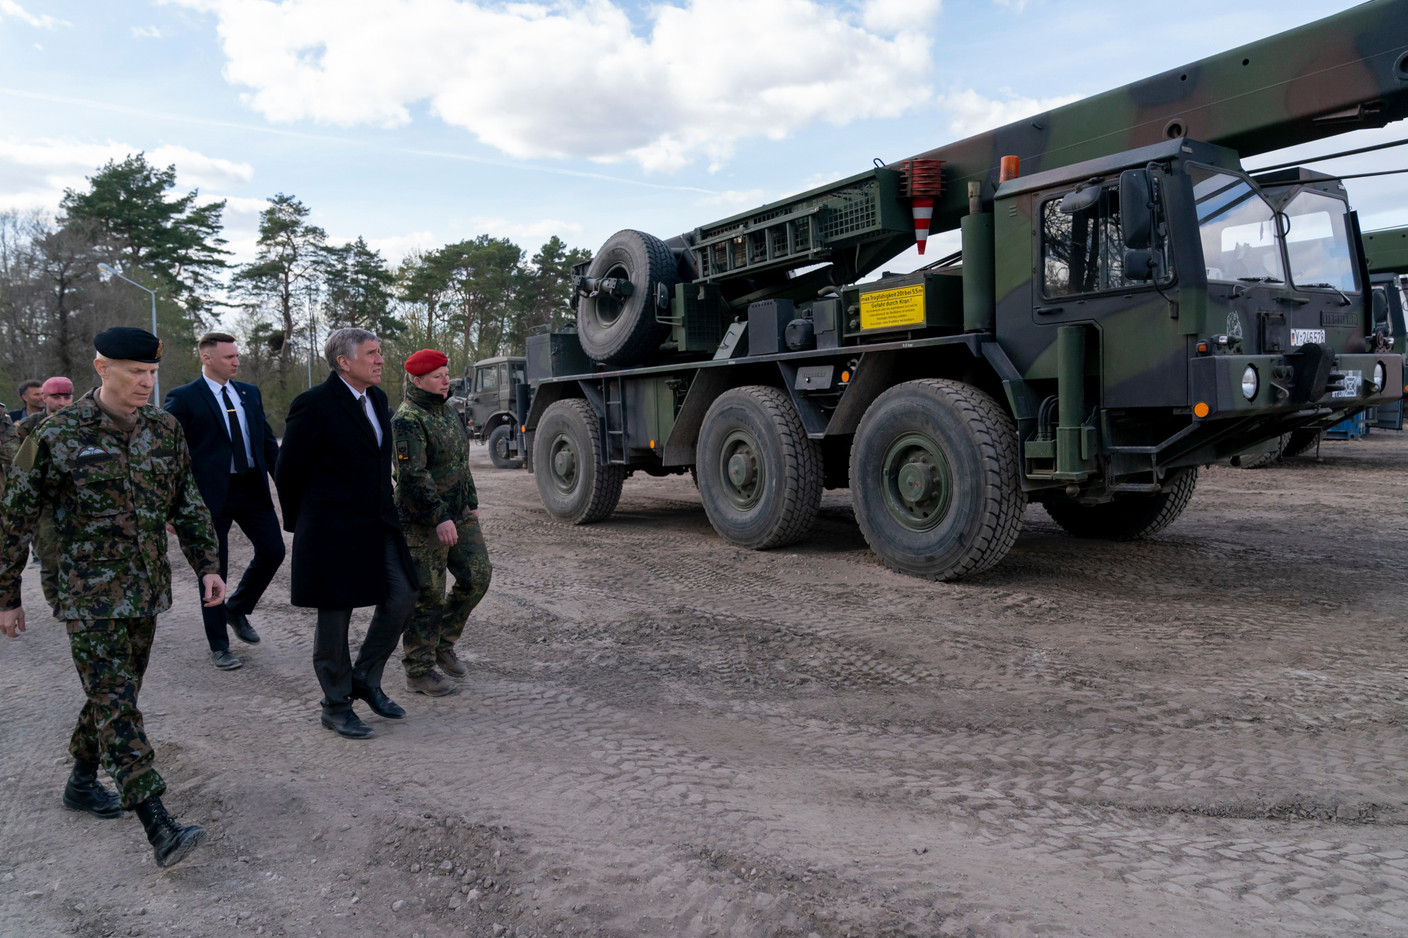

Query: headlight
left=1373, top=361, right=1386, bottom=393
left=1241, top=364, right=1259, bottom=401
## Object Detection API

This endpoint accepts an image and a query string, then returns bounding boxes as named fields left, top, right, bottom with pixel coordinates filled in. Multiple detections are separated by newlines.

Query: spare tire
left=577, top=230, right=677, bottom=367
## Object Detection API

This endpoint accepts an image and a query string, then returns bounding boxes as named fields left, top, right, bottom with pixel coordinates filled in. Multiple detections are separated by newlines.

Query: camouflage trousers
left=67, top=617, right=165, bottom=809
left=402, top=516, right=492, bottom=678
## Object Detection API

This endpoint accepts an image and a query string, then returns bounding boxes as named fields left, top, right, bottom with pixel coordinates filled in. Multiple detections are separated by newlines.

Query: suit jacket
left=164, top=376, right=279, bottom=515
left=275, top=372, right=412, bottom=609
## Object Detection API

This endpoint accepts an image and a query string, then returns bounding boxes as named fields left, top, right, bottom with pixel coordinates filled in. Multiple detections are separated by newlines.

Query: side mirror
left=1120, top=169, right=1154, bottom=250
left=1124, top=250, right=1158, bottom=282
left=1059, top=184, right=1103, bottom=215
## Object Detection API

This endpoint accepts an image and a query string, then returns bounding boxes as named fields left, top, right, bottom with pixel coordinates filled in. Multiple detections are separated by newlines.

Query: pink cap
left=41, top=376, right=73, bottom=394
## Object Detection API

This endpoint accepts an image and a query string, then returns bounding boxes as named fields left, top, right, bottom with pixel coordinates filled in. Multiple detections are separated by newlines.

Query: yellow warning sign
left=859, top=284, right=926, bottom=330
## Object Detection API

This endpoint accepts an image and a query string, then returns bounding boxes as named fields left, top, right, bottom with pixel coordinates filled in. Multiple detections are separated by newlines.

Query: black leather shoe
left=211, top=649, right=242, bottom=670
left=135, top=795, right=206, bottom=868
left=321, top=709, right=375, bottom=739
left=350, top=684, right=406, bottom=719
left=227, top=610, right=261, bottom=644
left=62, top=759, right=123, bottom=819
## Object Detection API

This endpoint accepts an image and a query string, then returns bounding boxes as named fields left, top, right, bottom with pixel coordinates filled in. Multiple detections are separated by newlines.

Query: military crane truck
left=522, top=0, right=1408, bottom=581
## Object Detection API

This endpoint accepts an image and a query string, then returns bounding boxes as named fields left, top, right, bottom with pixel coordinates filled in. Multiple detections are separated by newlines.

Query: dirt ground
left=3, top=432, right=1408, bottom=938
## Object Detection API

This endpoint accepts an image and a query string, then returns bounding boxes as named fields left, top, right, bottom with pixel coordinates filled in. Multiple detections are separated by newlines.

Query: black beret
left=94, top=327, right=163, bottom=363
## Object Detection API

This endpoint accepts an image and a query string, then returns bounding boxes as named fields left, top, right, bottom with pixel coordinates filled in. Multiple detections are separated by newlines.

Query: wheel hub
left=551, top=438, right=578, bottom=492
left=727, top=452, right=756, bottom=488
left=719, top=429, right=764, bottom=510
left=881, top=433, right=952, bottom=532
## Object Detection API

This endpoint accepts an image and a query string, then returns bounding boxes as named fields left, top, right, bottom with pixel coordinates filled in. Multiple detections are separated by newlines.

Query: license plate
left=1291, top=328, right=1327, bottom=347
left=1332, top=370, right=1362, bottom=399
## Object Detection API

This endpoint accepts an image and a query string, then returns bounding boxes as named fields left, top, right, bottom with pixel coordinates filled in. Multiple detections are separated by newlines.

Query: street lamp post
left=97, top=263, right=161, bottom=403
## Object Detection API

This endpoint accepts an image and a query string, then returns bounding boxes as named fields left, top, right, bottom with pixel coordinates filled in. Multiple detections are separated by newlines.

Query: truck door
left=467, top=364, right=500, bottom=435
left=1032, top=179, right=1181, bottom=408
left=1371, top=279, right=1406, bottom=430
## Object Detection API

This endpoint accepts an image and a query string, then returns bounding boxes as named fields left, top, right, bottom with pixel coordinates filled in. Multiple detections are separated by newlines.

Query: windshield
left=1193, top=169, right=1286, bottom=284
left=1282, top=189, right=1357, bottom=292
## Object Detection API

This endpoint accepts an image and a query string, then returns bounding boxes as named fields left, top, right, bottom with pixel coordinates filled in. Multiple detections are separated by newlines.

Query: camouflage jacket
left=0, top=389, right=219, bottom=618
left=0, top=410, right=16, bottom=494
left=14, top=408, right=50, bottom=442
left=392, top=384, right=478, bottom=531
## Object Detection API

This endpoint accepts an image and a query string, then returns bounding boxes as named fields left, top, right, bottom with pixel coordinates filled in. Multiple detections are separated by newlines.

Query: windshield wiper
left=1299, top=283, right=1353, bottom=306
left=1236, top=276, right=1284, bottom=283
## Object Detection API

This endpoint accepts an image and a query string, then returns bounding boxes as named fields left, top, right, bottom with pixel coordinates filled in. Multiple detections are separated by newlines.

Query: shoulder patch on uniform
left=396, top=440, right=411, bottom=461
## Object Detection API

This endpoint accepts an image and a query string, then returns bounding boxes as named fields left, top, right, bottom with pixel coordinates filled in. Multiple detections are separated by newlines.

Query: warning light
left=840, top=370, right=851, bottom=383
left=1196, top=340, right=1209, bottom=355
left=650, top=439, right=656, bottom=449
left=999, top=155, right=1020, bottom=183
left=1193, top=402, right=1210, bottom=418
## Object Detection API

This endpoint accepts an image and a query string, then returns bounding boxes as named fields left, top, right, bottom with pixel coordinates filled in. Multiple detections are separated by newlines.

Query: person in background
left=15, top=376, right=76, bottom=612
left=275, top=327, right=417, bottom=740
left=164, top=333, right=285, bottom=671
left=9, top=379, right=42, bottom=421
left=0, top=327, right=224, bottom=869
left=392, top=349, right=492, bottom=697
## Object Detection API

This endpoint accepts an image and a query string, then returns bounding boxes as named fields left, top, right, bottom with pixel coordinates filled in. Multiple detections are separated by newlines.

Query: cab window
left=475, top=367, right=499, bottom=392
left=1283, top=190, right=1358, bottom=292
left=1041, top=185, right=1168, bottom=297
left=1192, top=168, right=1287, bottom=284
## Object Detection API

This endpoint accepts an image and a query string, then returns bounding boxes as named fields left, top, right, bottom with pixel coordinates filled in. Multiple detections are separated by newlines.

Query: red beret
left=404, top=349, right=449, bottom=375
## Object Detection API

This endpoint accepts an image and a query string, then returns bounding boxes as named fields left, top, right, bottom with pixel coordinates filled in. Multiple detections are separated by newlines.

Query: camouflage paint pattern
left=0, top=389, right=219, bottom=618
left=67, top=616, right=165, bottom=808
left=15, top=410, right=60, bottom=609
left=402, top=517, right=491, bottom=677
left=0, top=410, right=16, bottom=495
left=393, top=384, right=490, bottom=676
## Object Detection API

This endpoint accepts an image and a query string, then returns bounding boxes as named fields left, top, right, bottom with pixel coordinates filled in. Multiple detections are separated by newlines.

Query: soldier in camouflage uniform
left=15, top=376, right=75, bottom=612
left=392, top=349, right=492, bottom=697
left=0, top=408, right=16, bottom=494
left=0, top=328, right=226, bottom=870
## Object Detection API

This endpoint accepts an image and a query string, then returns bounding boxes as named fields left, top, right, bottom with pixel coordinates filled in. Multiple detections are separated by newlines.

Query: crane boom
left=895, top=0, right=1408, bottom=240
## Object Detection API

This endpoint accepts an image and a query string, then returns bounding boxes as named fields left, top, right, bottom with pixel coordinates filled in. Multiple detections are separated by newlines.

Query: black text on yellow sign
left=859, top=285, right=926, bottom=331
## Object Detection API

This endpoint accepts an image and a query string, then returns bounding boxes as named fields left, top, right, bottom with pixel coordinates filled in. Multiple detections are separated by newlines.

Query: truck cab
left=454, top=355, right=528, bottom=468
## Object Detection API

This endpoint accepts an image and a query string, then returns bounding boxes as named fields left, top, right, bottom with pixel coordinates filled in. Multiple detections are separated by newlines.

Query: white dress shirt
left=338, top=375, right=383, bottom=447
left=203, top=372, right=254, bottom=472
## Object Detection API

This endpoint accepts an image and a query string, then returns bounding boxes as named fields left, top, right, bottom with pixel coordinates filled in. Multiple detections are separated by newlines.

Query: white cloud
left=0, top=138, right=255, bottom=215
left=132, top=25, right=164, bottom=38
left=168, top=0, right=934, bottom=171
left=937, top=88, right=1084, bottom=139
left=0, top=0, right=69, bottom=28
left=862, top=0, right=941, bottom=34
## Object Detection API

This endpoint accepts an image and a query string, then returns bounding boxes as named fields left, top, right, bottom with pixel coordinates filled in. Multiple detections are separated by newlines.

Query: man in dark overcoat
left=275, top=327, right=418, bottom=739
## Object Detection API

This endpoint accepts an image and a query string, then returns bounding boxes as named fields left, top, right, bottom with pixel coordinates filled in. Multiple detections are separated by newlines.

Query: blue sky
left=2, top=0, right=1405, bottom=285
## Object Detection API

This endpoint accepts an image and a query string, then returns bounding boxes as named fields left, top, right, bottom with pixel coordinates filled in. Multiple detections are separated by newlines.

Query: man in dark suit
left=275, top=327, right=418, bottom=739
left=164, top=332, right=286, bottom=671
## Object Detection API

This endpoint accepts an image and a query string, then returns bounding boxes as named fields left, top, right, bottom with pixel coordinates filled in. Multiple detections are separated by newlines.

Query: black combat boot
left=62, top=759, right=123, bottom=819
left=134, top=795, right=206, bottom=868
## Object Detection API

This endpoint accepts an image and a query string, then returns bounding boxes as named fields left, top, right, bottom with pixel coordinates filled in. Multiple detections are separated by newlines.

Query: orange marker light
left=840, top=370, right=851, bottom=383
left=650, top=440, right=656, bottom=449
left=1193, top=402, right=1210, bottom=418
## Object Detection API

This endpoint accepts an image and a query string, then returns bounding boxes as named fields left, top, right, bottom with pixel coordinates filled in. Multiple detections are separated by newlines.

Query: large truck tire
left=1042, top=468, right=1197, bottom=540
left=487, top=424, right=520, bottom=469
left=849, top=379, right=1024, bottom=581
left=1281, top=428, right=1324, bottom=459
left=533, top=399, right=625, bottom=525
left=697, top=386, right=822, bottom=550
left=577, top=230, right=677, bottom=367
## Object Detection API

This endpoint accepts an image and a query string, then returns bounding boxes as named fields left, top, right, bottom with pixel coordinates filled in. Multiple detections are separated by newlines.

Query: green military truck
left=451, top=355, right=529, bottom=468
left=522, top=0, right=1408, bottom=580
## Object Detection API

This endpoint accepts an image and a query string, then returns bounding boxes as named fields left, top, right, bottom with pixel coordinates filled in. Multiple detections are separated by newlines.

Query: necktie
left=358, top=394, right=380, bottom=445
left=222, top=386, right=249, bottom=473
